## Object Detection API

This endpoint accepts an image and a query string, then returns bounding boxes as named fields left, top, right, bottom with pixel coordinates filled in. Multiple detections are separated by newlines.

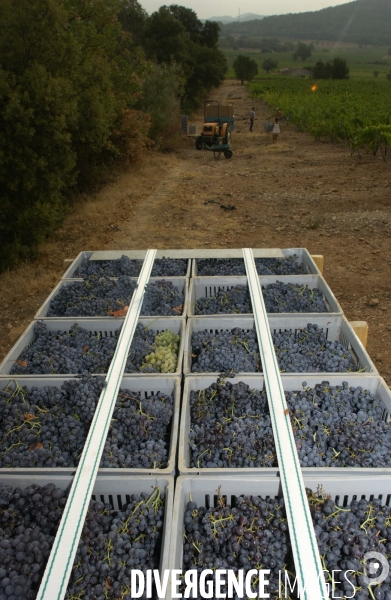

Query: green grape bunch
left=141, top=330, right=180, bottom=373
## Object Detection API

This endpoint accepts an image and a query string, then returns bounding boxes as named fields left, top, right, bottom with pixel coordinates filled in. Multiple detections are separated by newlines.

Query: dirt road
left=1, top=80, right=391, bottom=382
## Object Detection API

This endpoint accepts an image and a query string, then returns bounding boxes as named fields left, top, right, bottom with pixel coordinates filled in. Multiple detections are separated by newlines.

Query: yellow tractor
left=195, top=100, right=234, bottom=159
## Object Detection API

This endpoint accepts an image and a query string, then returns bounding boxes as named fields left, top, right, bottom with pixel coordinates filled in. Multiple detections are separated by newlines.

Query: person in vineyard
left=272, top=118, right=282, bottom=143
left=248, top=107, right=255, bottom=132
left=267, top=107, right=283, bottom=120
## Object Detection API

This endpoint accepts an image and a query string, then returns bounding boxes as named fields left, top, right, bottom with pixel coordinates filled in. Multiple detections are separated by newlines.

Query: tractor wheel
left=224, top=150, right=233, bottom=159
left=195, top=136, right=203, bottom=150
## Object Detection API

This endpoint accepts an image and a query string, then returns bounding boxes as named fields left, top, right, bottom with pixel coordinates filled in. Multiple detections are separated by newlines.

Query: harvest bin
left=178, top=374, right=391, bottom=476
left=35, top=277, right=189, bottom=320
left=167, top=474, right=391, bottom=599
left=0, top=474, right=174, bottom=584
left=62, top=250, right=191, bottom=279
left=0, top=376, right=181, bottom=476
left=187, top=275, right=342, bottom=317
left=183, top=314, right=377, bottom=376
left=0, top=317, right=186, bottom=378
left=192, top=248, right=320, bottom=277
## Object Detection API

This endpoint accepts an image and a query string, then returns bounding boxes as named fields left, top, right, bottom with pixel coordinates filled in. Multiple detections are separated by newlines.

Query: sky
left=139, top=0, right=354, bottom=19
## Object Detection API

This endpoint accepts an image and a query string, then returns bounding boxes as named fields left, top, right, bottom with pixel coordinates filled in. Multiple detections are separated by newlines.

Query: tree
left=262, top=58, right=278, bottom=73
left=312, top=57, right=349, bottom=79
left=143, top=7, right=190, bottom=65
left=293, top=42, right=312, bottom=62
left=137, top=62, right=184, bottom=147
left=0, top=0, right=148, bottom=270
left=142, top=6, right=226, bottom=111
left=182, top=42, right=227, bottom=110
left=238, top=35, right=247, bottom=48
left=168, top=4, right=202, bottom=43
left=201, top=21, right=220, bottom=48
left=226, top=35, right=238, bottom=49
left=331, top=57, right=349, bottom=79
left=233, top=55, right=258, bottom=84
left=118, top=0, right=148, bottom=47
left=312, top=60, right=332, bottom=79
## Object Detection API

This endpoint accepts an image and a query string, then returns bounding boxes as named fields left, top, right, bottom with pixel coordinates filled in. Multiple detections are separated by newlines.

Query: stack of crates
left=180, top=115, right=189, bottom=134
left=0, top=247, right=390, bottom=599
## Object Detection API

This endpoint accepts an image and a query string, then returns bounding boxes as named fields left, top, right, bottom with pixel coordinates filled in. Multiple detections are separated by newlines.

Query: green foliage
left=231, top=35, right=294, bottom=52
left=201, top=21, right=220, bottom=48
left=118, top=0, right=148, bottom=47
left=142, top=5, right=226, bottom=111
left=387, top=70, right=391, bottom=81
left=248, top=78, right=391, bottom=156
left=169, top=5, right=202, bottom=43
left=169, top=5, right=226, bottom=110
left=313, top=60, right=333, bottom=79
left=331, top=57, right=349, bottom=80
left=262, top=58, right=278, bottom=73
left=233, top=55, right=258, bottom=84
left=293, top=42, right=312, bottom=62
left=219, top=35, right=238, bottom=50
left=143, top=7, right=190, bottom=65
left=219, top=0, right=391, bottom=46
left=137, top=63, right=185, bottom=147
left=180, top=44, right=226, bottom=111
left=0, top=0, right=227, bottom=270
left=0, top=0, right=148, bottom=271
left=312, top=58, right=349, bottom=79
left=223, top=44, right=391, bottom=80
left=238, top=35, right=248, bottom=48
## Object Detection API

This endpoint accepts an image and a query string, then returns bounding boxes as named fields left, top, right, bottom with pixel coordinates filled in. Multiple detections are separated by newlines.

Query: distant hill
left=219, top=0, right=391, bottom=45
left=205, top=13, right=265, bottom=24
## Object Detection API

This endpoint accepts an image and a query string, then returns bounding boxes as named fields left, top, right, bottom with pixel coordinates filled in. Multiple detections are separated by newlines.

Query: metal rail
left=242, top=248, right=328, bottom=600
left=91, top=248, right=284, bottom=260
left=36, top=250, right=157, bottom=600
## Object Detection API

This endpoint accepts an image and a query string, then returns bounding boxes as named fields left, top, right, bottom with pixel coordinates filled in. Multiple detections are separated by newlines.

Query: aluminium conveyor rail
left=243, top=248, right=328, bottom=600
left=36, top=250, right=157, bottom=600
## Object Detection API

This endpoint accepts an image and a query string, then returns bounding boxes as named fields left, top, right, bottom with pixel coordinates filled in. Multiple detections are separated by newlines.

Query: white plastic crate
left=192, top=248, right=320, bottom=277
left=62, top=250, right=191, bottom=280
left=0, top=376, right=181, bottom=476
left=183, top=315, right=377, bottom=376
left=178, top=375, right=279, bottom=477
left=168, top=474, right=391, bottom=583
left=0, top=317, right=185, bottom=378
left=178, top=374, right=391, bottom=476
left=0, top=474, right=173, bottom=578
left=62, top=251, right=94, bottom=279
left=188, top=275, right=342, bottom=317
left=35, top=277, right=188, bottom=320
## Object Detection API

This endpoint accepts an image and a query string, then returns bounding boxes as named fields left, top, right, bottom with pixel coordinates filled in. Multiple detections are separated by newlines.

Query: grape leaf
left=108, top=306, right=129, bottom=317
left=29, top=442, right=44, bottom=450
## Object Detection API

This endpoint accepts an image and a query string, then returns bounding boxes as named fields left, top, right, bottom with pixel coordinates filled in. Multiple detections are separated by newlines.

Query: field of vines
left=249, top=78, right=391, bottom=157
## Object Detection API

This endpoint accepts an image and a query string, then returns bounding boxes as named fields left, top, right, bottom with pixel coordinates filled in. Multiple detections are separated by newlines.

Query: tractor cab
left=196, top=101, right=234, bottom=149
left=195, top=100, right=234, bottom=159
left=200, top=122, right=221, bottom=145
